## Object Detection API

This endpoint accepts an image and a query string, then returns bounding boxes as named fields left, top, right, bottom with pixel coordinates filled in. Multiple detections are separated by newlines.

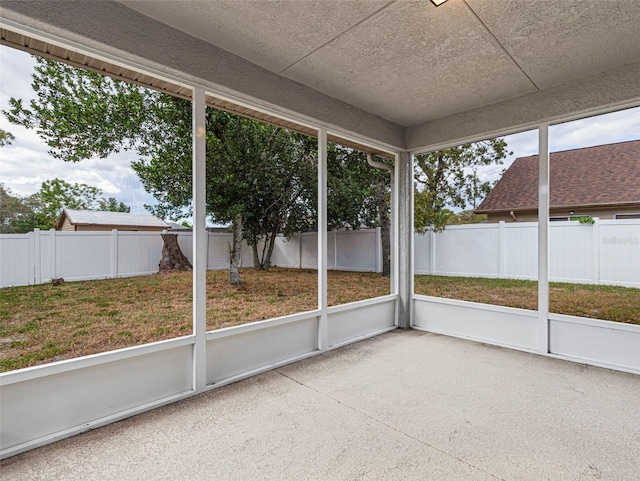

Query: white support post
left=592, top=217, right=600, bottom=284
left=538, top=124, right=550, bottom=354
left=192, top=86, right=207, bottom=391
left=390, top=166, right=398, bottom=296
left=376, top=227, right=382, bottom=274
left=498, top=221, right=506, bottom=278
left=318, top=129, right=328, bottom=350
left=49, top=229, right=56, bottom=281
left=397, top=151, right=413, bottom=329
left=33, top=228, right=41, bottom=285
left=110, top=229, right=118, bottom=279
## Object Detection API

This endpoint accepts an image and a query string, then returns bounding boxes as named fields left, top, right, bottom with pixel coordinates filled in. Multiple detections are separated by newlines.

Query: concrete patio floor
left=1, top=330, right=638, bottom=481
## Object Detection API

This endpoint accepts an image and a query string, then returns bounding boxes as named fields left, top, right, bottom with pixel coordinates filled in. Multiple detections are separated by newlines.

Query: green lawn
left=1, top=270, right=637, bottom=372
left=0, top=268, right=390, bottom=371
left=414, top=275, right=640, bottom=325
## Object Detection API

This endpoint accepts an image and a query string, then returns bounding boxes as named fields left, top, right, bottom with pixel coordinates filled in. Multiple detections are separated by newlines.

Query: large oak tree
left=5, top=56, right=394, bottom=281
left=414, top=140, right=510, bottom=232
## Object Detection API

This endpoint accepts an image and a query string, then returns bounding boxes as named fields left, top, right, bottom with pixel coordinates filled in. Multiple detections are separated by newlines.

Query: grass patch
left=4, top=269, right=634, bottom=372
left=414, top=275, right=639, bottom=325
left=0, top=268, right=389, bottom=371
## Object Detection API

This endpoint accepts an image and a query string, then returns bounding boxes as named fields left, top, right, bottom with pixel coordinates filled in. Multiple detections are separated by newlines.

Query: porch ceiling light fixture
left=430, top=0, right=449, bottom=6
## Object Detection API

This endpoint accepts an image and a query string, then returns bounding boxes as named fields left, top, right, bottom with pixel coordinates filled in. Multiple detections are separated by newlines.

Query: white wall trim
left=327, top=294, right=398, bottom=314
left=413, top=294, right=538, bottom=318
left=206, top=309, right=322, bottom=340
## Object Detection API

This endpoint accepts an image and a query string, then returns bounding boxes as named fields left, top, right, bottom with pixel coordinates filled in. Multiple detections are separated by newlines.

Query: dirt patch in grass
left=414, top=275, right=640, bottom=325
left=0, top=268, right=389, bottom=371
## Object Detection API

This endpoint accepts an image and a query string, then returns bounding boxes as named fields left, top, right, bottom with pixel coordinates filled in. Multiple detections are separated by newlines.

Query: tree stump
left=159, top=233, right=192, bottom=272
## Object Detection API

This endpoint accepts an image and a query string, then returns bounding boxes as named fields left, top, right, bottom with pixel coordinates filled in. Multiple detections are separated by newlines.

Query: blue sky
left=1, top=45, right=639, bottom=216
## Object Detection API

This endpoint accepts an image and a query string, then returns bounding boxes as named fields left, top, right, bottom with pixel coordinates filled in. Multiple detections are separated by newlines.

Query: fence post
left=110, top=229, right=118, bottom=279
left=49, top=229, right=57, bottom=281
left=498, top=221, right=506, bottom=278
left=27, top=232, right=34, bottom=285
left=592, top=218, right=600, bottom=285
left=333, top=230, right=338, bottom=270
left=429, top=227, right=436, bottom=275
left=33, top=228, right=42, bottom=285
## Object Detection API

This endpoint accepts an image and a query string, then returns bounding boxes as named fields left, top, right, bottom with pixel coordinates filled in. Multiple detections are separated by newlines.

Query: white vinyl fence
left=414, top=219, right=640, bottom=288
left=0, top=228, right=382, bottom=288
left=1, top=219, right=638, bottom=289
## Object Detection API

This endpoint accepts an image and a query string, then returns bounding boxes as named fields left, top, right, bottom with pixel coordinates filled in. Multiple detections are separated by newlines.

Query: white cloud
left=550, top=108, right=640, bottom=151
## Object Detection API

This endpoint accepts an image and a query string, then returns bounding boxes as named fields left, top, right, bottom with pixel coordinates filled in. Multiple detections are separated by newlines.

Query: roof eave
left=476, top=200, right=640, bottom=214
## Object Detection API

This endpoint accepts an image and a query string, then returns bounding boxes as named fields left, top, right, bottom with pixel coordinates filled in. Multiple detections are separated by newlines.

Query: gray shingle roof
left=62, top=209, right=169, bottom=228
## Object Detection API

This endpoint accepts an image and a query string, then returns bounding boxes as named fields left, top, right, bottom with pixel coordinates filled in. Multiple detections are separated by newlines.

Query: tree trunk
left=376, top=181, right=391, bottom=278
left=229, top=214, right=243, bottom=285
left=251, top=240, right=261, bottom=270
left=159, top=233, right=192, bottom=272
left=263, top=226, right=278, bottom=270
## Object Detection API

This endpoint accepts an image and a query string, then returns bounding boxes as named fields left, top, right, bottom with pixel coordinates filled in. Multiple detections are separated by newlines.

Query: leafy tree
left=0, top=128, right=15, bottom=146
left=129, top=95, right=317, bottom=279
left=326, top=145, right=384, bottom=229
left=445, top=209, right=487, bottom=226
left=5, top=56, right=393, bottom=281
left=325, top=145, right=392, bottom=277
left=0, top=180, right=129, bottom=232
left=5, top=60, right=150, bottom=162
left=98, top=197, right=131, bottom=213
left=4, top=56, right=317, bottom=284
left=0, top=184, right=38, bottom=233
left=34, top=178, right=129, bottom=229
left=414, top=139, right=510, bottom=232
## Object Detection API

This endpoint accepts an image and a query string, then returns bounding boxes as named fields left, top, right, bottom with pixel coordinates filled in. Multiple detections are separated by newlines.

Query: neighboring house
left=475, top=140, right=640, bottom=222
left=56, top=208, right=170, bottom=231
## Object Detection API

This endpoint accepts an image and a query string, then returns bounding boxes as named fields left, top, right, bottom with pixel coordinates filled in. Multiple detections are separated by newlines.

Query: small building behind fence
left=56, top=208, right=170, bottom=232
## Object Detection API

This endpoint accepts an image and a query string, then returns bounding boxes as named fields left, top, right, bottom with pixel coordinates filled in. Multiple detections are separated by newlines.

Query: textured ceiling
left=120, top=0, right=640, bottom=128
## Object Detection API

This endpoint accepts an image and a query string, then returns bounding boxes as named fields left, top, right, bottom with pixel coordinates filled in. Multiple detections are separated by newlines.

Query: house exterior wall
left=485, top=205, right=640, bottom=223
left=60, top=218, right=76, bottom=231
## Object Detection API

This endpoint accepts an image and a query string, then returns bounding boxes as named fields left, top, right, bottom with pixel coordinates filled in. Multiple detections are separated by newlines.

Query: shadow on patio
left=2, top=330, right=638, bottom=481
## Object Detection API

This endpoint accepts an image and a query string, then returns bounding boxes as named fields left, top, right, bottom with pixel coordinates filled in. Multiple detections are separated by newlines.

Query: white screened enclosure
left=0, top=30, right=401, bottom=459
left=1, top=0, right=640, bottom=462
